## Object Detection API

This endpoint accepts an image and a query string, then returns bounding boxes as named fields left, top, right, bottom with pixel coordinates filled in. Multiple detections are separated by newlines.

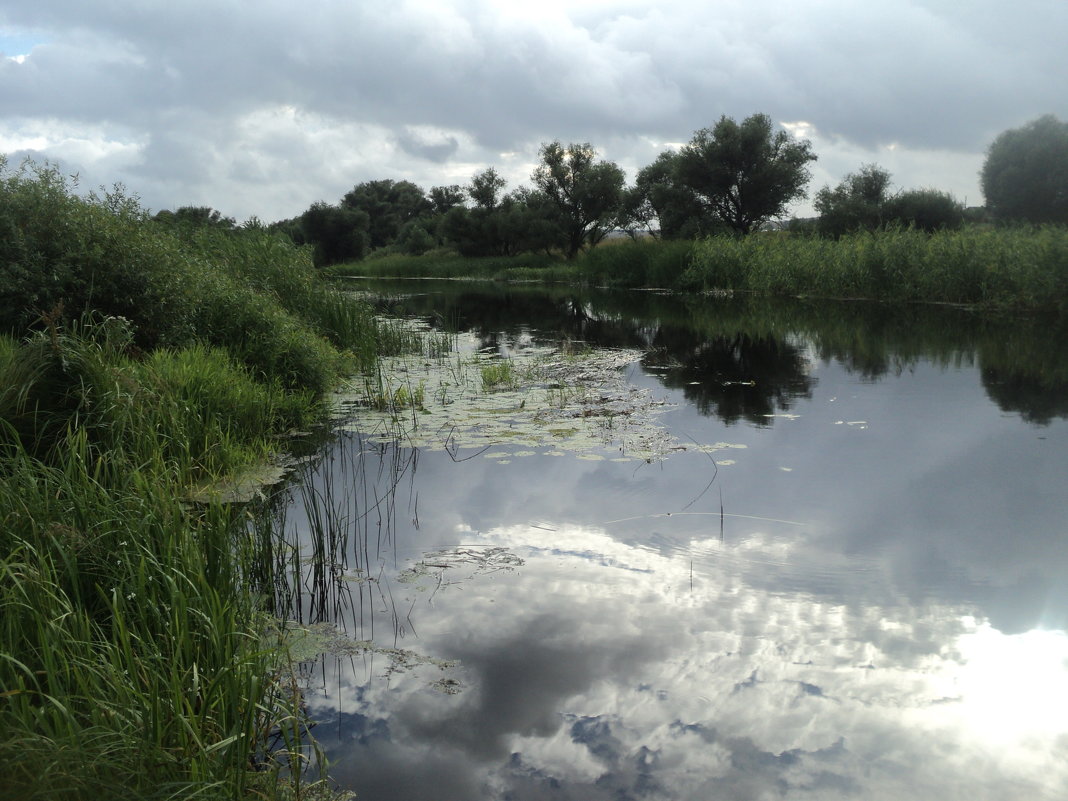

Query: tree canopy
left=676, top=113, right=817, bottom=235
left=341, top=179, right=431, bottom=249
left=815, top=165, right=964, bottom=236
left=531, top=141, right=625, bottom=259
left=981, top=114, right=1068, bottom=224
left=631, top=151, right=717, bottom=239
left=814, top=164, right=892, bottom=237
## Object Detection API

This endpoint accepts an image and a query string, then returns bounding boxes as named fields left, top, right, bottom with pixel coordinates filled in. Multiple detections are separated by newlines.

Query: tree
left=814, top=164, right=892, bottom=238
left=531, top=141, right=625, bottom=258
left=468, top=167, right=507, bottom=210
left=632, top=150, right=718, bottom=239
left=428, top=185, right=466, bottom=216
left=154, top=206, right=236, bottom=229
left=676, top=113, right=817, bottom=235
left=815, top=166, right=964, bottom=236
left=299, top=202, right=370, bottom=266
left=341, top=179, right=431, bottom=249
left=884, top=189, right=964, bottom=232
left=981, top=114, right=1068, bottom=224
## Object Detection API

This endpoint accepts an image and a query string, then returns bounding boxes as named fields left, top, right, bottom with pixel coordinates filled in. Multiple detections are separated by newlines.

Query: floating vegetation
left=333, top=328, right=747, bottom=463
left=275, top=621, right=459, bottom=681
left=397, top=546, right=525, bottom=590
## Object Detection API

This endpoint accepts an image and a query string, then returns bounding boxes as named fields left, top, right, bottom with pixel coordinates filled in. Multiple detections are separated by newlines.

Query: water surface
left=276, top=282, right=1068, bottom=800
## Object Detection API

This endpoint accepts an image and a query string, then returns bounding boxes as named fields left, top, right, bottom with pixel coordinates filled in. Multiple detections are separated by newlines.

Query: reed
left=0, top=160, right=375, bottom=798
left=682, top=226, right=1068, bottom=312
left=326, top=251, right=561, bottom=280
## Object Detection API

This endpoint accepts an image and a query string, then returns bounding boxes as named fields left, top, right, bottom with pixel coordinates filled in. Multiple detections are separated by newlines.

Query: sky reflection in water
left=281, top=286, right=1068, bottom=800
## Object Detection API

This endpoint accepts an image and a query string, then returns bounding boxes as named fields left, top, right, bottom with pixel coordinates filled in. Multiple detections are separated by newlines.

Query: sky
left=1, top=0, right=1066, bottom=224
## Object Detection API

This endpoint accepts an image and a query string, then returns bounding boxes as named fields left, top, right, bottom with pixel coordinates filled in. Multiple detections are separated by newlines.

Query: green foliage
left=884, top=189, right=964, bottom=233
left=676, top=113, right=817, bottom=235
left=299, top=201, right=370, bottom=266
left=682, top=226, right=1068, bottom=311
left=0, top=160, right=386, bottom=799
left=0, top=160, right=379, bottom=393
left=469, top=167, right=508, bottom=209
left=532, top=141, right=626, bottom=258
left=631, top=150, right=718, bottom=239
left=981, top=114, right=1068, bottom=224
left=329, top=251, right=562, bottom=280
left=394, top=220, right=436, bottom=255
left=814, top=164, right=892, bottom=237
left=428, top=184, right=466, bottom=215
left=0, top=326, right=324, bottom=798
left=153, top=205, right=237, bottom=229
left=481, top=359, right=517, bottom=390
left=816, top=165, right=963, bottom=236
left=578, top=238, right=696, bottom=287
left=341, top=178, right=432, bottom=249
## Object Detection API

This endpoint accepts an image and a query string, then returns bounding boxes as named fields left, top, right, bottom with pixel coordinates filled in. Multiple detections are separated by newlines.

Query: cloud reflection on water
left=278, top=303, right=1068, bottom=799
left=302, top=517, right=1068, bottom=800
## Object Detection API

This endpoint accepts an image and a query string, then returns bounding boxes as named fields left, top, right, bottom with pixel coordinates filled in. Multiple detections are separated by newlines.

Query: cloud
left=2, top=2, right=1064, bottom=224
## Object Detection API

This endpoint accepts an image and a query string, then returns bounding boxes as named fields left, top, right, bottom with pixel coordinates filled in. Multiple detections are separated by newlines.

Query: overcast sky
left=2, top=0, right=1066, bottom=223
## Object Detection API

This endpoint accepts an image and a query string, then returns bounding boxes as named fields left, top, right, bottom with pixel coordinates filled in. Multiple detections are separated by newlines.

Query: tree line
left=155, top=112, right=1068, bottom=265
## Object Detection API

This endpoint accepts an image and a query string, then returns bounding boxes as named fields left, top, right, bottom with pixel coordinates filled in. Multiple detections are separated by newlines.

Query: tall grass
left=682, top=226, right=1068, bottom=311
left=0, top=159, right=376, bottom=798
left=577, top=237, right=697, bottom=287
left=326, top=251, right=562, bottom=280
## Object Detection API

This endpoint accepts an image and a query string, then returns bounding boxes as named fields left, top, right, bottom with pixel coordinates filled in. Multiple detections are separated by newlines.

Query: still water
left=276, top=282, right=1068, bottom=800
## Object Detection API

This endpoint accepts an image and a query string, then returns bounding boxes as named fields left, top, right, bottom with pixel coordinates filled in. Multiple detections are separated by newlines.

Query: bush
left=884, top=189, right=964, bottom=232
left=0, top=157, right=379, bottom=388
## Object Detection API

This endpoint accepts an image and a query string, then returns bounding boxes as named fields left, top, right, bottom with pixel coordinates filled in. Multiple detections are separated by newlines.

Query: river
left=271, top=280, right=1068, bottom=801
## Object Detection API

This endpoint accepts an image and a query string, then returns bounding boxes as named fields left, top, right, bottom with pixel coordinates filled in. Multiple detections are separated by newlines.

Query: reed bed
left=1, top=159, right=377, bottom=798
left=682, top=226, right=1068, bottom=311
left=327, top=251, right=561, bottom=280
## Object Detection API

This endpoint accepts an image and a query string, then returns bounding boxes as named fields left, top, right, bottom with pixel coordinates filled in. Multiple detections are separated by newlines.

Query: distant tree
left=981, top=115, right=1068, bottom=224
left=154, top=206, right=236, bottom=229
left=676, top=113, right=817, bottom=235
left=815, top=166, right=963, bottom=236
left=814, top=164, right=892, bottom=238
left=441, top=184, right=562, bottom=258
left=532, top=141, right=625, bottom=258
left=505, top=187, right=565, bottom=255
left=428, top=184, right=466, bottom=215
left=341, top=179, right=431, bottom=249
left=633, top=150, right=718, bottom=239
left=394, top=221, right=436, bottom=255
left=884, top=188, right=964, bottom=232
left=299, top=202, right=370, bottom=267
left=468, top=167, right=508, bottom=210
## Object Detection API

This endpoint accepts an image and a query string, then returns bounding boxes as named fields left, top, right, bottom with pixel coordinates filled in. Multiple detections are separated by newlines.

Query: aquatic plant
left=481, top=359, right=517, bottom=390
left=682, top=226, right=1068, bottom=311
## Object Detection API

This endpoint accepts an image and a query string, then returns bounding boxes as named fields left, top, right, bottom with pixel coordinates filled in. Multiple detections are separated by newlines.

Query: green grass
left=681, top=226, right=1068, bottom=312
left=325, top=225, right=1068, bottom=313
left=481, top=359, right=517, bottom=390
left=326, top=250, right=563, bottom=280
left=0, top=158, right=375, bottom=798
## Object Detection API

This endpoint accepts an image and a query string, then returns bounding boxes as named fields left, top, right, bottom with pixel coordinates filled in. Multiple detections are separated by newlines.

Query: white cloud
left=1, top=1, right=1064, bottom=220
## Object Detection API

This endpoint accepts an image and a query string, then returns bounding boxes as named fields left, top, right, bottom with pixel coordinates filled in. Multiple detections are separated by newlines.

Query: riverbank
left=327, top=226, right=1068, bottom=313
left=0, top=162, right=378, bottom=799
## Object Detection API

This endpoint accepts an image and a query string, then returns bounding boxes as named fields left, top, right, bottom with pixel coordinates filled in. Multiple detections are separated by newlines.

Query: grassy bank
left=0, top=160, right=378, bottom=798
left=328, top=227, right=1068, bottom=313
left=681, top=226, right=1068, bottom=311
left=327, top=250, right=577, bottom=282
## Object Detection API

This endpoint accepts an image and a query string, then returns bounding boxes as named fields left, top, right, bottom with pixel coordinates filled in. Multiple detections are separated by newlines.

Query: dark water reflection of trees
left=355, top=279, right=1068, bottom=426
